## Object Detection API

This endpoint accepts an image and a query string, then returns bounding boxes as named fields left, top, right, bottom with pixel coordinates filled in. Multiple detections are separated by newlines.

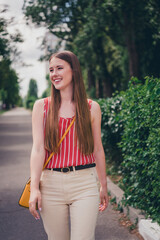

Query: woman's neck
left=59, top=87, right=75, bottom=117
left=60, top=85, right=73, bottom=103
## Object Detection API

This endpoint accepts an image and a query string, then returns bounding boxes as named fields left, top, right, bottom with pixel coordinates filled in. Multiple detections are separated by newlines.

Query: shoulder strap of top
left=87, top=99, right=92, bottom=110
left=44, top=97, right=48, bottom=115
left=44, top=97, right=51, bottom=112
left=43, top=97, right=50, bottom=129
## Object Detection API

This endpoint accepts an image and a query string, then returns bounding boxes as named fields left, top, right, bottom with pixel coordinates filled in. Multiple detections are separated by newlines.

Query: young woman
left=29, top=50, right=109, bottom=240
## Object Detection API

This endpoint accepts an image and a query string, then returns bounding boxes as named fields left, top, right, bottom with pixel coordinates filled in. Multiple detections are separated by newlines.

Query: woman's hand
left=99, top=185, right=109, bottom=212
left=29, top=189, right=42, bottom=220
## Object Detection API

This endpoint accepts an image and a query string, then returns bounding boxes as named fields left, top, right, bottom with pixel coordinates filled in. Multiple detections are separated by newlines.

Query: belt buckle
left=61, top=167, right=70, bottom=173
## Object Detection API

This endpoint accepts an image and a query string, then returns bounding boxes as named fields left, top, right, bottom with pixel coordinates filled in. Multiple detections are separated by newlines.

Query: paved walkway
left=0, top=107, right=140, bottom=240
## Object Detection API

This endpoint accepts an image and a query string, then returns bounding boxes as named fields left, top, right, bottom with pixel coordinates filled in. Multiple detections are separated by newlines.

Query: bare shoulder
left=90, top=100, right=101, bottom=122
left=32, top=98, right=45, bottom=117
left=91, top=100, right=101, bottom=114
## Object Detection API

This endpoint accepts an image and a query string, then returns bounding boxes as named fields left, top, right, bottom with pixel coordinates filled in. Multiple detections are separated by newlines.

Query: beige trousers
left=40, top=167, right=100, bottom=240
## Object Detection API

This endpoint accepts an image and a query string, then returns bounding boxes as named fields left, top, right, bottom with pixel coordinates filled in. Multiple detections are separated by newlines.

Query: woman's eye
left=49, top=67, right=63, bottom=72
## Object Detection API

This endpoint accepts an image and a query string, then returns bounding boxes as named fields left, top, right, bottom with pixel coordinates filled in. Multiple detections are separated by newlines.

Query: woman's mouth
left=54, top=78, right=62, bottom=83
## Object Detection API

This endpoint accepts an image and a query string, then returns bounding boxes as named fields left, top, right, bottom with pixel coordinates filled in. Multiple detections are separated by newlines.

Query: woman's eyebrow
left=49, top=65, right=63, bottom=69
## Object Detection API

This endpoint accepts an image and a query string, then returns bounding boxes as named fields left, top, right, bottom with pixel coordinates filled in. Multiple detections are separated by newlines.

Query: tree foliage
left=26, top=78, right=38, bottom=109
left=0, top=60, right=20, bottom=108
left=102, top=0, right=160, bottom=79
left=27, top=78, right=38, bottom=99
left=23, top=0, right=160, bottom=98
left=0, top=6, right=23, bottom=108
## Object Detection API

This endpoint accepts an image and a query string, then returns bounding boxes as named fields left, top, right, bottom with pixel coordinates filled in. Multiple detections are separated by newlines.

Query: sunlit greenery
left=23, top=0, right=160, bottom=98
left=0, top=7, right=23, bottom=109
left=25, top=79, right=38, bottom=109
left=99, top=77, right=160, bottom=224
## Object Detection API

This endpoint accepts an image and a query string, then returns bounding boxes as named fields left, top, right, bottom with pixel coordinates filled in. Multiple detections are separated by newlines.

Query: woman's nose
left=52, top=69, right=58, bottom=76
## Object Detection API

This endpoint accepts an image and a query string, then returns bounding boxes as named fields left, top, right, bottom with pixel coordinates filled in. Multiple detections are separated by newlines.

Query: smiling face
left=49, top=57, right=73, bottom=91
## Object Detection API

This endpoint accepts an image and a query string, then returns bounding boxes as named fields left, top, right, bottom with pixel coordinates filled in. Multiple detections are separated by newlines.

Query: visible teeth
left=55, top=79, right=61, bottom=82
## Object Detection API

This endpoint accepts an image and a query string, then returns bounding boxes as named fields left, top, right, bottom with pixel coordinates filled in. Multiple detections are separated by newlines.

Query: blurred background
left=0, top=0, right=160, bottom=110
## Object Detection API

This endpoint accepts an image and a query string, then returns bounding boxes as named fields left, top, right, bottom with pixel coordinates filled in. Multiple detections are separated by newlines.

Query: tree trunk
left=103, top=77, right=113, bottom=97
left=126, top=35, right=139, bottom=78
left=95, top=37, right=113, bottom=98
left=123, top=14, right=139, bottom=78
left=98, top=78, right=103, bottom=98
left=87, top=67, right=97, bottom=98
left=87, top=68, right=95, bottom=89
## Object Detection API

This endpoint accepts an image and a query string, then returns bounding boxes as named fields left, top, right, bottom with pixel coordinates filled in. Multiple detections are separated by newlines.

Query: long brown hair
left=45, top=50, right=94, bottom=154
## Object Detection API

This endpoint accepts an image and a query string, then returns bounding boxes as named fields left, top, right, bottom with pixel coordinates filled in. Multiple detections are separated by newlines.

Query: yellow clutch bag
left=18, top=117, right=75, bottom=209
left=19, top=178, right=31, bottom=209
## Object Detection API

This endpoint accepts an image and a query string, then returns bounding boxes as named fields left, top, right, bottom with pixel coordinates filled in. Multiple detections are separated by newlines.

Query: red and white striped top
left=43, top=97, right=95, bottom=168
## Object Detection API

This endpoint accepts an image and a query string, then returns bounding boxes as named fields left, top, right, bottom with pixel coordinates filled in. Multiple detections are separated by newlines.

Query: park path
left=0, top=107, right=139, bottom=240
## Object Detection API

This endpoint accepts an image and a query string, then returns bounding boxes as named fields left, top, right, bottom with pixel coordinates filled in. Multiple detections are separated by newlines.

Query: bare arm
left=29, top=99, right=45, bottom=219
left=91, top=101, right=109, bottom=211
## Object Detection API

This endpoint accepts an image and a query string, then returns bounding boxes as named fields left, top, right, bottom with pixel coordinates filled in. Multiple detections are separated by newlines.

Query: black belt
left=46, top=163, right=96, bottom=173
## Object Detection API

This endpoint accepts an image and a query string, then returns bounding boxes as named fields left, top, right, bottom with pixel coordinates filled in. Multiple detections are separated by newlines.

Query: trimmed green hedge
left=98, top=76, right=160, bottom=224
left=97, top=95, right=123, bottom=167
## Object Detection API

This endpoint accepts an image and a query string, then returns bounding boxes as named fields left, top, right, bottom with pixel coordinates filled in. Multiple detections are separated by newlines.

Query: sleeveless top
left=43, top=97, right=95, bottom=168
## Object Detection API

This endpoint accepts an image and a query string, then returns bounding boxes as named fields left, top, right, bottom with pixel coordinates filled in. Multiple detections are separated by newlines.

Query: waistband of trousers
left=46, top=163, right=96, bottom=173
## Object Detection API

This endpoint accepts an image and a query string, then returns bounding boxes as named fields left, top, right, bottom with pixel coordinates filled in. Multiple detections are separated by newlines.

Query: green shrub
left=98, top=76, right=160, bottom=223
left=118, top=76, right=160, bottom=223
left=97, top=95, right=123, bottom=167
left=25, top=96, right=37, bottom=110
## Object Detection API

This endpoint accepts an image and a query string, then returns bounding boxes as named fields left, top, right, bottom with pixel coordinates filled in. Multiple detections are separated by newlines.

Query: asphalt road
left=0, top=107, right=139, bottom=240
